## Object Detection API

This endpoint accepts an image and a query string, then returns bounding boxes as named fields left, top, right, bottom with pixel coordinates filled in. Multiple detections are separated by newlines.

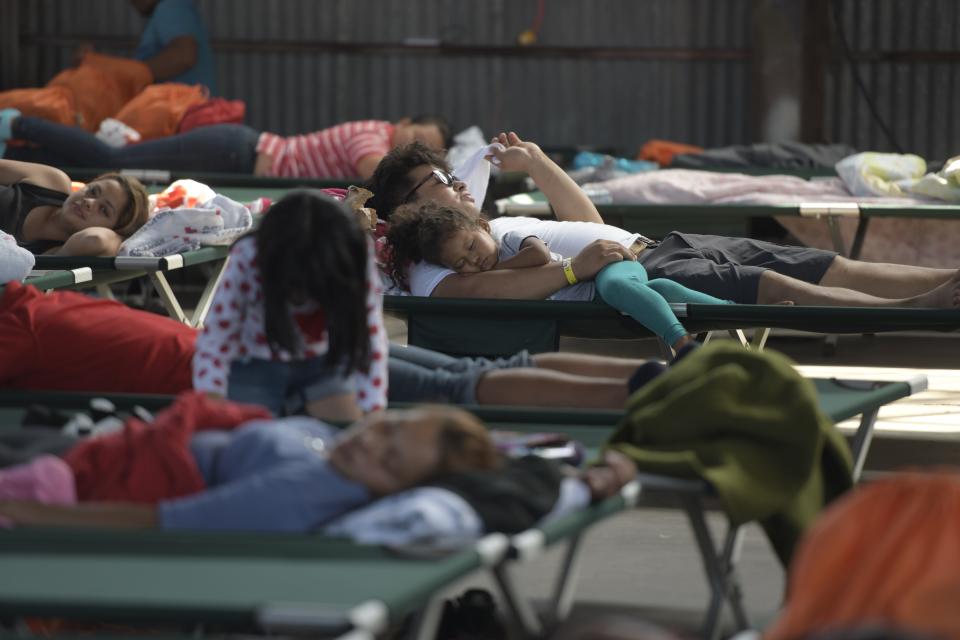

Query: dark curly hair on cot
left=410, top=113, right=454, bottom=150
left=365, top=141, right=452, bottom=221
left=255, top=190, right=371, bottom=373
left=385, top=200, right=482, bottom=290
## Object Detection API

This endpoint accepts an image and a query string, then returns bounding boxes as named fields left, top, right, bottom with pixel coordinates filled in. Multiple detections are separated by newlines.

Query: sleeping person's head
left=59, top=173, right=149, bottom=237
left=256, top=189, right=371, bottom=373
left=367, top=142, right=477, bottom=220
left=391, top=115, right=453, bottom=153
left=385, top=201, right=497, bottom=287
left=329, top=406, right=499, bottom=496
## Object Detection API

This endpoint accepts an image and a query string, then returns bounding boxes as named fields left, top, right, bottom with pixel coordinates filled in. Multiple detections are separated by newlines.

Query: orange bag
left=766, top=471, right=960, bottom=640
left=637, top=139, right=704, bottom=167
left=177, top=98, right=246, bottom=133
left=113, top=84, right=208, bottom=141
left=46, top=52, right=152, bottom=131
left=0, top=86, right=76, bottom=127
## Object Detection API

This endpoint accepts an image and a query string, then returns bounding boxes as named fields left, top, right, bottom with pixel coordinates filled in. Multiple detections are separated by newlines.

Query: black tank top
left=0, top=181, right=69, bottom=254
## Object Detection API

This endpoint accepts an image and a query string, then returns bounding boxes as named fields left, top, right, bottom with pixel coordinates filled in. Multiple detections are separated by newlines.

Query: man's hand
left=582, top=450, right=637, bottom=501
left=570, top=240, right=634, bottom=281
left=487, top=131, right=544, bottom=174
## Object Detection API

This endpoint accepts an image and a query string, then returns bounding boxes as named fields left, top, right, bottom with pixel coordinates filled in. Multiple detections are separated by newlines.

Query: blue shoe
left=0, top=107, right=21, bottom=158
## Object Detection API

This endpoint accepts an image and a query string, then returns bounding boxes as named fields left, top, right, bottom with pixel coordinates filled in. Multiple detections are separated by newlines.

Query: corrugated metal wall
left=826, top=0, right=960, bottom=160
left=8, top=0, right=958, bottom=159
left=11, top=0, right=752, bottom=154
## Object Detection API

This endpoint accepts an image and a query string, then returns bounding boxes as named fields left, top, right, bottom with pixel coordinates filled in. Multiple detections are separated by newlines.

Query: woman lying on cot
left=0, top=396, right=636, bottom=531
left=0, top=107, right=449, bottom=180
left=368, top=134, right=960, bottom=309
left=193, top=189, right=387, bottom=423
left=0, top=158, right=149, bottom=255
left=386, top=201, right=732, bottom=351
left=0, top=279, right=651, bottom=416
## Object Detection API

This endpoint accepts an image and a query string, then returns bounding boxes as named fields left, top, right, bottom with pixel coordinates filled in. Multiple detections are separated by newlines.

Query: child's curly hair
left=385, top=201, right=483, bottom=290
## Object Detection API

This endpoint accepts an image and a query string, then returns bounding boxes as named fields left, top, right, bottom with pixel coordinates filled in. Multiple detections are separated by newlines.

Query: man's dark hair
left=366, top=142, right=452, bottom=221
left=410, top=114, right=453, bottom=150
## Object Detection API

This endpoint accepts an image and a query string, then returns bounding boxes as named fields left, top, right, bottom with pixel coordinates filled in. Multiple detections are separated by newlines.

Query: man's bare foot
left=910, top=270, right=960, bottom=308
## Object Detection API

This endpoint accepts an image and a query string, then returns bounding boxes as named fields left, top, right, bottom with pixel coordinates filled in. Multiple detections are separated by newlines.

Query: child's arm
left=0, top=158, right=71, bottom=192
left=487, top=132, right=603, bottom=225
left=193, top=240, right=254, bottom=397
left=493, top=236, right=552, bottom=271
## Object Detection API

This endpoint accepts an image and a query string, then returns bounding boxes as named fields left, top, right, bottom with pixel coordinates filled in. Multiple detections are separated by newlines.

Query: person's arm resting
left=0, top=159, right=71, bottom=193
left=0, top=501, right=157, bottom=528
left=143, top=35, right=198, bottom=82
left=432, top=262, right=569, bottom=299
left=494, top=236, right=552, bottom=270
left=49, top=227, right=124, bottom=257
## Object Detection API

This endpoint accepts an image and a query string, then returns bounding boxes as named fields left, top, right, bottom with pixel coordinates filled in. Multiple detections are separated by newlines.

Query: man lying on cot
left=0, top=280, right=649, bottom=415
left=367, top=133, right=960, bottom=309
left=0, top=395, right=635, bottom=531
left=0, top=107, right=450, bottom=181
left=0, top=158, right=149, bottom=255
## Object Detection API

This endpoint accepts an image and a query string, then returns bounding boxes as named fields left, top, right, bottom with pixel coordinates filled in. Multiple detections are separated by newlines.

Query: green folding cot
left=29, top=246, right=230, bottom=327
left=496, top=191, right=960, bottom=259
left=4, top=268, right=93, bottom=293
left=0, top=375, right=924, bottom=639
left=384, top=295, right=960, bottom=357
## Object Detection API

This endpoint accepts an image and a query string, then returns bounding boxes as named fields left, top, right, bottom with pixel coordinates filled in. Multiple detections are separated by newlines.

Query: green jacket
left=606, top=342, right=853, bottom=564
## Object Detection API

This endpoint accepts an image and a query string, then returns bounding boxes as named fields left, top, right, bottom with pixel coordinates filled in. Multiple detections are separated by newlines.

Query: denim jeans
left=387, top=343, right=533, bottom=404
left=7, top=117, right=260, bottom=173
left=227, top=357, right=356, bottom=417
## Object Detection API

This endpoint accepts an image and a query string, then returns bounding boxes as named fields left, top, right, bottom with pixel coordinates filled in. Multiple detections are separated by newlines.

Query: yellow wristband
left=562, top=257, right=579, bottom=285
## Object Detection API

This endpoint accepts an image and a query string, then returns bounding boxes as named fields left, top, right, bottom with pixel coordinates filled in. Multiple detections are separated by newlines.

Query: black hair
left=409, top=113, right=454, bottom=150
left=384, top=200, right=481, bottom=290
left=255, top=190, right=371, bottom=373
left=365, top=142, right=452, bottom=221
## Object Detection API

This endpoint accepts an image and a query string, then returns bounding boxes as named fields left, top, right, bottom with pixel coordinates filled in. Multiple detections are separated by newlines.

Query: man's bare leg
left=758, top=270, right=960, bottom=308
left=475, top=369, right=628, bottom=409
left=818, top=256, right=957, bottom=298
left=531, top=352, right=648, bottom=379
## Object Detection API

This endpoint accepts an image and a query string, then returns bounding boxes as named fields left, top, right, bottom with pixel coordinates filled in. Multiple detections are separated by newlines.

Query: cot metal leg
left=189, top=257, right=229, bottom=328
left=545, top=534, right=586, bottom=626
left=149, top=272, right=189, bottom=325
left=717, top=523, right=749, bottom=630
left=682, top=497, right=749, bottom=640
left=727, top=329, right=750, bottom=348
left=849, top=218, right=870, bottom=260
left=850, top=408, right=879, bottom=481
left=750, top=328, right=770, bottom=351
left=95, top=283, right=116, bottom=300
left=825, top=217, right=848, bottom=256
left=492, top=564, right=544, bottom=639
left=697, top=331, right=714, bottom=344
left=409, top=595, right=447, bottom=640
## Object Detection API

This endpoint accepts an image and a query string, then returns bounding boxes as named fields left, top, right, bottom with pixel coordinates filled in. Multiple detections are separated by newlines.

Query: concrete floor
left=384, top=316, right=960, bottom=638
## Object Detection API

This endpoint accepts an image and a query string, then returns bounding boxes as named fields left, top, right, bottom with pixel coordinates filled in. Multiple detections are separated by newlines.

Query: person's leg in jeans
left=389, top=343, right=533, bottom=373
left=9, top=117, right=259, bottom=173
left=388, top=348, right=629, bottom=408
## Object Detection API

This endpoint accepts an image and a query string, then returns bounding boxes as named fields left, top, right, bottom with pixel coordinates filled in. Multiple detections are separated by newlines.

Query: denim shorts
left=226, top=357, right=356, bottom=416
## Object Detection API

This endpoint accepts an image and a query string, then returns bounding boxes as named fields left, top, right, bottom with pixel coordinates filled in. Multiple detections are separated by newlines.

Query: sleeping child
left=385, top=201, right=733, bottom=351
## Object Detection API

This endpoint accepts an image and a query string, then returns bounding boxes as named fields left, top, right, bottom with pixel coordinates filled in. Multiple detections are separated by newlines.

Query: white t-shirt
left=407, top=216, right=639, bottom=298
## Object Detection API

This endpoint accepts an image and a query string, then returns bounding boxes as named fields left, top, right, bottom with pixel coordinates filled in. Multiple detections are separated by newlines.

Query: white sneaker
left=96, top=118, right=142, bottom=148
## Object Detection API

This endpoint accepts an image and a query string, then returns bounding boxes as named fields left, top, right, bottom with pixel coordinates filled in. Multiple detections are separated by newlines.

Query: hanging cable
left=829, top=0, right=904, bottom=152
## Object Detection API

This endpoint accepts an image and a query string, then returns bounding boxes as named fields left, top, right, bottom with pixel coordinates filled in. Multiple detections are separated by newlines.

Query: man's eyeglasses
left=402, top=168, right=458, bottom=204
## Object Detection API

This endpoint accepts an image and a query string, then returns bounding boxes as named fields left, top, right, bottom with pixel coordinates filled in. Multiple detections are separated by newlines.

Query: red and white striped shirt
left=192, top=236, right=388, bottom=412
left=256, top=120, right=395, bottom=179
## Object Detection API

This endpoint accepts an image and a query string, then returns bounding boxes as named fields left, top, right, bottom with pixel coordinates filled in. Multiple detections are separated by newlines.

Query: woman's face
left=328, top=409, right=447, bottom=496
left=407, top=164, right=476, bottom=209
left=60, top=179, right=127, bottom=233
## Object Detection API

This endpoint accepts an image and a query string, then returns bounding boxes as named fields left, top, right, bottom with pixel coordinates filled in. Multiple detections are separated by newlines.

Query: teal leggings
left=594, top=261, right=731, bottom=347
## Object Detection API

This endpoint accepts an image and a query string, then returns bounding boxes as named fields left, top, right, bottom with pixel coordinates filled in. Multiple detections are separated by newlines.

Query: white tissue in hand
left=96, top=118, right=142, bottom=148
left=0, top=231, right=35, bottom=283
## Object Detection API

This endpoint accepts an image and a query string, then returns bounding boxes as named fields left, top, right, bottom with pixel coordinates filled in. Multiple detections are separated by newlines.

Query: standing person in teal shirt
left=130, top=0, right=217, bottom=95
